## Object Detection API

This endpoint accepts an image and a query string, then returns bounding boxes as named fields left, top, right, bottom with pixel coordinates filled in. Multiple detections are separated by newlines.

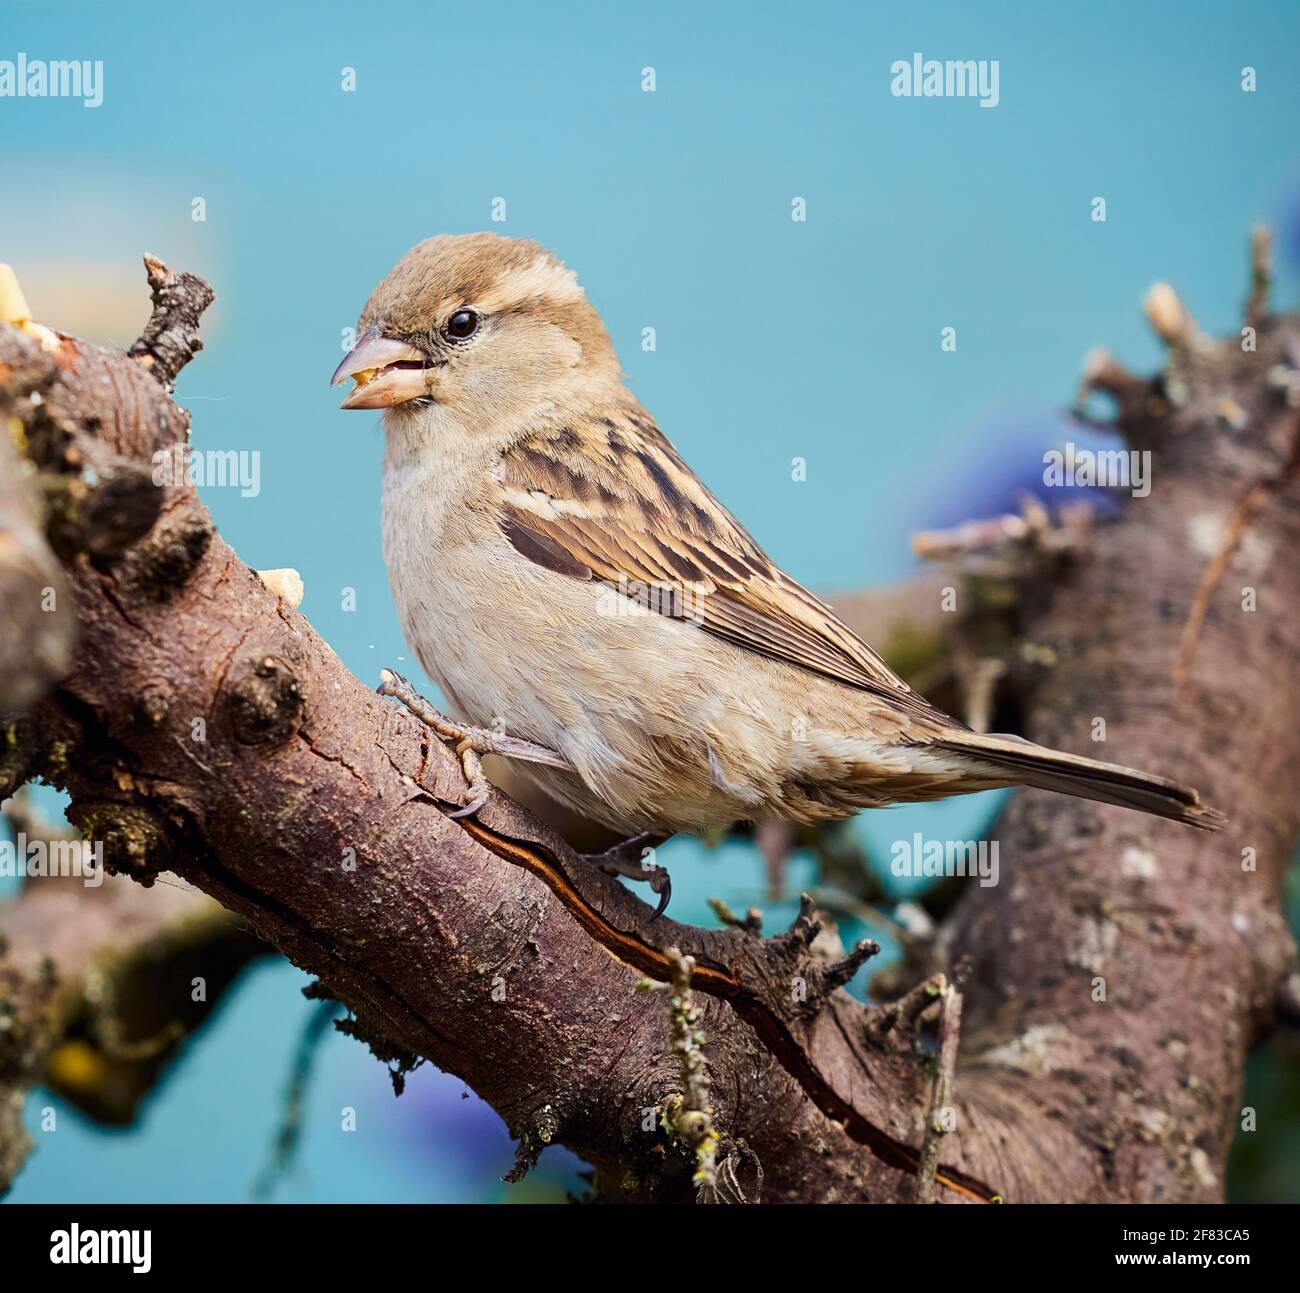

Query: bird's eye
left=443, top=309, right=479, bottom=341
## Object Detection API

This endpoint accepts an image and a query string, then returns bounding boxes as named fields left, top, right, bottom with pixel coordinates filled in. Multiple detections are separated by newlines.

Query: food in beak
left=332, top=326, right=433, bottom=409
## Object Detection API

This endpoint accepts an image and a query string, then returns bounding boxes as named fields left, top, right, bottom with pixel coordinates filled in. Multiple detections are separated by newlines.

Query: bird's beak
left=331, top=326, right=433, bottom=409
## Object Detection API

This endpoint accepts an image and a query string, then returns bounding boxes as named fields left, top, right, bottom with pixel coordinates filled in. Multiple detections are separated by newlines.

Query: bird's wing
left=496, top=404, right=955, bottom=724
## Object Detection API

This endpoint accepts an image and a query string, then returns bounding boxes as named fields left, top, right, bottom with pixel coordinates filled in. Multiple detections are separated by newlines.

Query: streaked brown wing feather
left=498, top=407, right=952, bottom=722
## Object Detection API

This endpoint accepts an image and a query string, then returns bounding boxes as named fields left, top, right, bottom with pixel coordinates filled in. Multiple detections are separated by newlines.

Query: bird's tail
left=932, top=730, right=1226, bottom=831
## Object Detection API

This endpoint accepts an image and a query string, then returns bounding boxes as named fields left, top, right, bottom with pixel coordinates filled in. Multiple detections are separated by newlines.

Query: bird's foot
left=378, top=669, right=573, bottom=819
left=583, top=831, right=673, bottom=919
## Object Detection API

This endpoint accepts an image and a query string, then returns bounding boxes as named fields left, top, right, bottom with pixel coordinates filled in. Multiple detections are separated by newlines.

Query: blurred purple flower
left=911, top=409, right=1123, bottom=532
left=1276, top=171, right=1300, bottom=278
left=368, top=1062, right=584, bottom=1200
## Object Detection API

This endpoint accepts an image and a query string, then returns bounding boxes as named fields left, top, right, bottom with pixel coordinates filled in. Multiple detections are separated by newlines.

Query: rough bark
left=0, top=240, right=1295, bottom=1202
left=0, top=378, right=74, bottom=711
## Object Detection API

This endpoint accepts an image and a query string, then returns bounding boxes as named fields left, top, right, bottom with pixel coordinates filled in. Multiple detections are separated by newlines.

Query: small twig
left=1246, top=225, right=1272, bottom=331
left=912, top=982, right=964, bottom=1204
left=1076, top=345, right=1145, bottom=403
left=1144, top=281, right=1201, bottom=351
left=824, top=937, right=881, bottom=991
left=708, top=896, right=763, bottom=934
left=1072, top=346, right=1156, bottom=432
left=912, top=512, right=1032, bottom=562
left=871, top=972, right=947, bottom=1036
left=128, top=254, right=215, bottom=391
left=641, top=948, right=719, bottom=1197
left=911, top=497, right=1091, bottom=567
left=252, top=998, right=345, bottom=1199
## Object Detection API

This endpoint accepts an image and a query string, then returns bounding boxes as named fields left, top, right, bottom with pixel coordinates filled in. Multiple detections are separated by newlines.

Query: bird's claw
left=586, top=831, right=673, bottom=919
left=648, top=869, right=672, bottom=921
left=377, top=669, right=497, bottom=819
left=380, top=672, right=664, bottom=884
left=448, top=798, right=488, bottom=819
left=448, top=741, right=491, bottom=819
left=376, top=668, right=405, bottom=696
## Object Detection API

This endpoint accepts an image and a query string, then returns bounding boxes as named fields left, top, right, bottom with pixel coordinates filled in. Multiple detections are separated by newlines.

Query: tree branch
left=0, top=853, right=266, bottom=1193
left=127, top=254, right=215, bottom=393
left=2, top=237, right=1295, bottom=1202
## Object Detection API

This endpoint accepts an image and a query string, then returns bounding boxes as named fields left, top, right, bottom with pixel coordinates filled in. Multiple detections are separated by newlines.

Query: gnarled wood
left=1, top=240, right=1295, bottom=1202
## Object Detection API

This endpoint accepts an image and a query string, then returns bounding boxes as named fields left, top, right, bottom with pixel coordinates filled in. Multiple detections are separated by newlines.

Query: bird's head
left=331, top=233, right=618, bottom=420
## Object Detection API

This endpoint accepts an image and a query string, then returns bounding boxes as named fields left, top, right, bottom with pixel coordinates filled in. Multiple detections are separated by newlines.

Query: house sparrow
left=333, top=233, right=1223, bottom=913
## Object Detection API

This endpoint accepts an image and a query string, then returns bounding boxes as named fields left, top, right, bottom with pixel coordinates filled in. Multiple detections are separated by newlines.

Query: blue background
left=3, top=0, right=1298, bottom=1202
